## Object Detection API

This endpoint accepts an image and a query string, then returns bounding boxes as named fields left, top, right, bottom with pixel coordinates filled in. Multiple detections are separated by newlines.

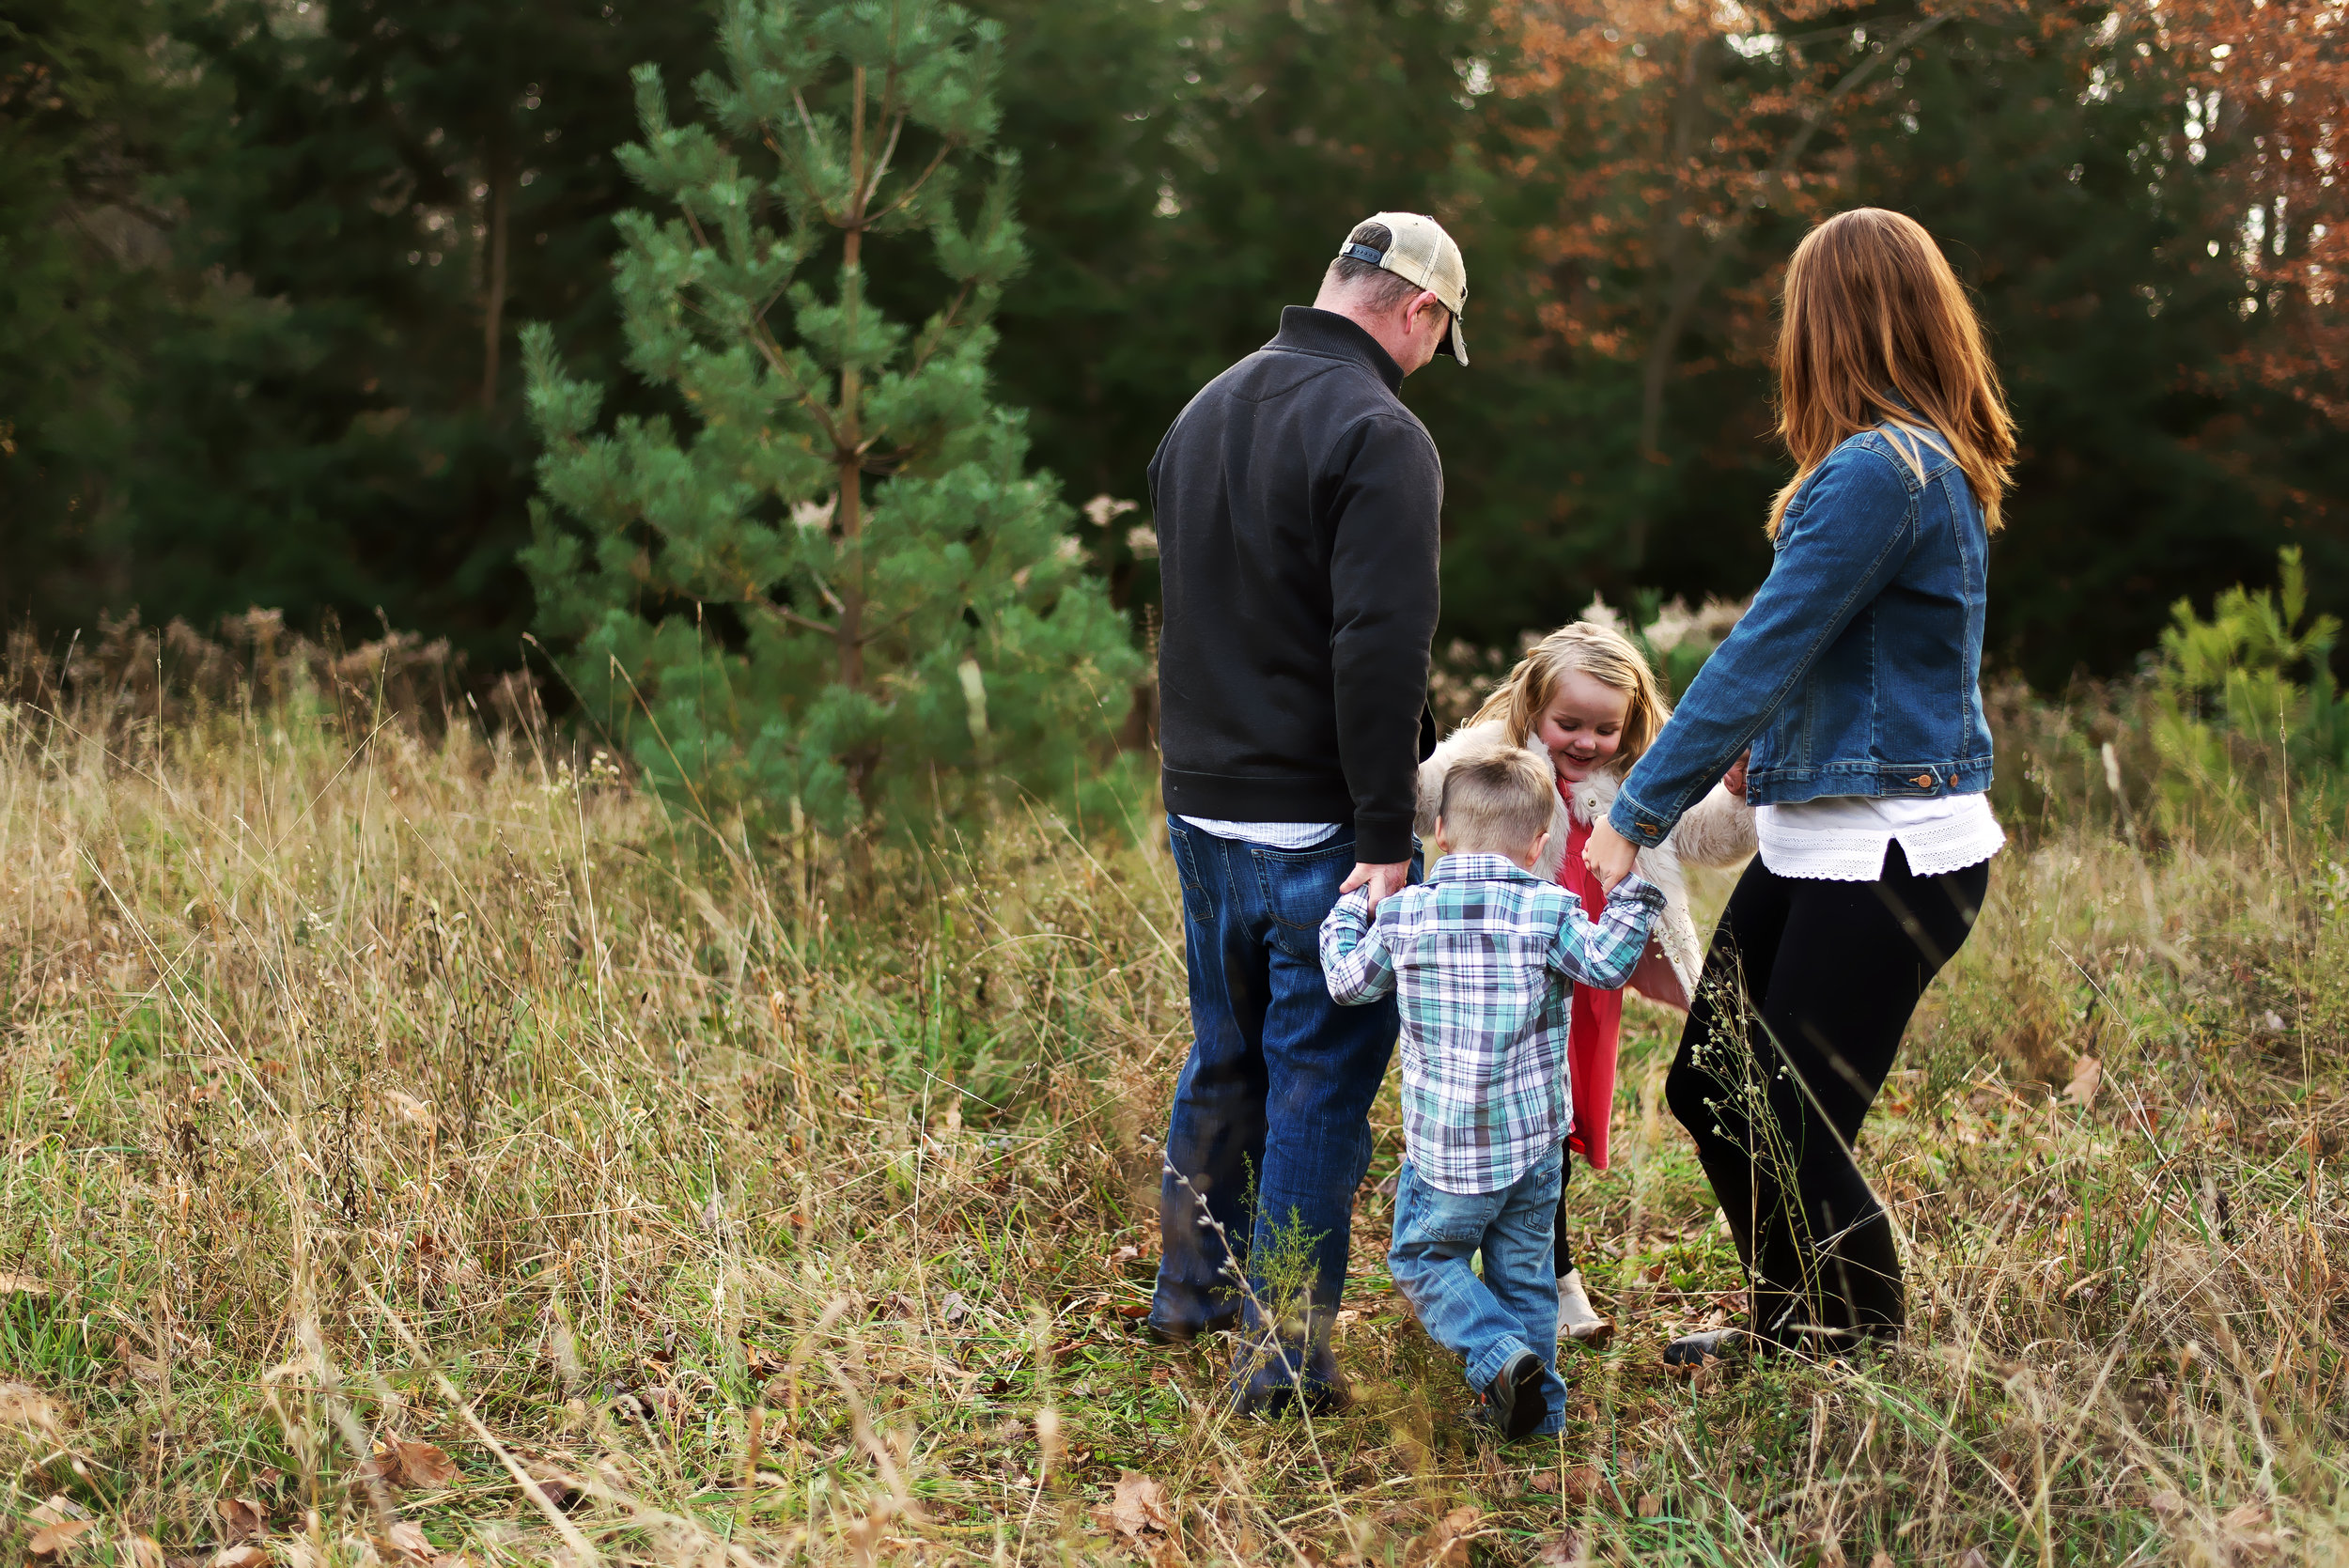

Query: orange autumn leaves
left=2167, top=0, right=2348, bottom=426
left=1486, top=0, right=2346, bottom=467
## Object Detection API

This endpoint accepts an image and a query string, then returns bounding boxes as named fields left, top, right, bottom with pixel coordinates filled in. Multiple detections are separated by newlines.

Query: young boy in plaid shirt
left=1321, top=737, right=1665, bottom=1437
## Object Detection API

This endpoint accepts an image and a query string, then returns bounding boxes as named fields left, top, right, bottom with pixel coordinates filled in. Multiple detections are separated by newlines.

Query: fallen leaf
left=127, top=1536, right=165, bottom=1568
left=1869, top=1556, right=1893, bottom=1568
left=28, top=1519, right=96, bottom=1557
left=1560, top=1464, right=1602, bottom=1506
left=217, top=1498, right=266, bottom=1542
left=1957, top=1548, right=1991, bottom=1568
left=1533, top=1529, right=1585, bottom=1568
left=743, top=1342, right=786, bottom=1378
left=364, top=1437, right=459, bottom=1491
left=384, top=1520, right=431, bottom=1560
left=1093, top=1470, right=1174, bottom=1539
left=2064, top=1055, right=2102, bottom=1108
left=1106, top=1245, right=1143, bottom=1268
left=0, top=1382, right=66, bottom=1437
left=1409, top=1506, right=1481, bottom=1568
left=29, top=1497, right=89, bottom=1527
left=1636, top=1493, right=1662, bottom=1518
left=0, top=1272, right=51, bottom=1295
left=2218, top=1501, right=2280, bottom=1560
left=210, top=1547, right=273, bottom=1568
left=380, top=1090, right=435, bottom=1126
left=2148, top=1491, right=2189, bottom=1518
left=524, top=1470, right=587, bottom=1512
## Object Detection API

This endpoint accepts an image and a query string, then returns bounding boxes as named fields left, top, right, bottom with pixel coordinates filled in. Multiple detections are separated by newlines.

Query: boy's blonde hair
left=1437, top=739, right=1556, bottom=856
left=1468, top=620, right=1669, bottom=770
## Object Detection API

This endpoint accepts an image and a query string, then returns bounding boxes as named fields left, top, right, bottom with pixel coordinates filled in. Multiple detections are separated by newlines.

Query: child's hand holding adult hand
left=1582, top=819, right=1639, bottom=894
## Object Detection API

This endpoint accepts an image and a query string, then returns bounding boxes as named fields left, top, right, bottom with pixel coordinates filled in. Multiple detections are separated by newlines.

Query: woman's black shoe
left=1662, top=1327, right=1744, bottom=1366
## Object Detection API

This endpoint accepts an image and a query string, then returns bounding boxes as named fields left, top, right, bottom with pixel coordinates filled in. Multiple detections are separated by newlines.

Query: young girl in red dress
left=1418, top=622, right=1754, bottom=1343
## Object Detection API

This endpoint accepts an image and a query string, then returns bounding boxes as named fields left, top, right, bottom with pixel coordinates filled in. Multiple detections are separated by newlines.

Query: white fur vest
left=1414, top=719, right=1756, bottom=1012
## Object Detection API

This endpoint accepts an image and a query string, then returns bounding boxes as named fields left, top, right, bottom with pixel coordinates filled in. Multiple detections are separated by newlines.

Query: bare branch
left=863, top=140, right=956, bottom=226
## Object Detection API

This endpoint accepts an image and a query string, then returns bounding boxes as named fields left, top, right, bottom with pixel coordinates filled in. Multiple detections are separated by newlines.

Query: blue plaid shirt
left=1321, top=853, right=1664, bottom=1195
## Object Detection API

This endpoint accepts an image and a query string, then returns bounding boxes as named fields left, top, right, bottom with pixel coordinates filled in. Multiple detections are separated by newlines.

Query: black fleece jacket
left=1149, top=307, right=1442, bottom=863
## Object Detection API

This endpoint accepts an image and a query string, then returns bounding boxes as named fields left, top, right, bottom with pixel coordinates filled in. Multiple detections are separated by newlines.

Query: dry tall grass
left=1, top=669, right=2343, bottom=1566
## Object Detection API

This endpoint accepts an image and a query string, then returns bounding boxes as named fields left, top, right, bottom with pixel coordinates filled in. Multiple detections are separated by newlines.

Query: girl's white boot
left=1556, top=1268, right=1613, bottom=1346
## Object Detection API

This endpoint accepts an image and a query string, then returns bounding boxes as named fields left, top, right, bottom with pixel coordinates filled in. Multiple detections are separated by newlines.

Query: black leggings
left=1552, top=1144, right=1578, bottom=1277
left=1665, top=843, right=1987, bottom=1347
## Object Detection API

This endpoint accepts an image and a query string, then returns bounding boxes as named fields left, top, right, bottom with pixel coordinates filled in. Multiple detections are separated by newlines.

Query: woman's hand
left=1723, top=749, right=1751, bottom=800
left=1582, top=818, right=1640, bottom=894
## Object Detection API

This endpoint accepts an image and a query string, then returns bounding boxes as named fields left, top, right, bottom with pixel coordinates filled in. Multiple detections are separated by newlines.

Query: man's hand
left=1340, top=861, right=1412, bottom=910
left=1723, top=749, right=1751, bottom=800
left=1581, top=820, right=1639, bottom=895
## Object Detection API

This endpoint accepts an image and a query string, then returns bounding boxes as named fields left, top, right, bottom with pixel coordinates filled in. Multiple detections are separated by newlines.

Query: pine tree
left=117, top=0, right=720, bottom=662
left=1, top=0, right=202, bottom=621
left=521, top=0, right=1140, bottom=837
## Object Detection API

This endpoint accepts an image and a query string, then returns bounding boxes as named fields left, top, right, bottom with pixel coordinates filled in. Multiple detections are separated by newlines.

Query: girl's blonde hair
left=1769, top=208, right=2016, bottom=536
left=1468, top=620, right=1668, bottom=772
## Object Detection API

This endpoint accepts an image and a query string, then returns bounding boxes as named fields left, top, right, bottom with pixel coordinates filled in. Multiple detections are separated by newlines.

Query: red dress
left=1558, top=795, right=1625, bottom=1172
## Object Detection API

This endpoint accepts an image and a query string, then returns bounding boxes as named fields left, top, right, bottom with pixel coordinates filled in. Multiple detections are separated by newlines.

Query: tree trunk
left=835, top=65, right=868, bottom=696
left=481, top=159, right=513, bottom=412
left=1627, top=33, right=1719, bottom=568
left=1627, top=14, right=1943, bottom=567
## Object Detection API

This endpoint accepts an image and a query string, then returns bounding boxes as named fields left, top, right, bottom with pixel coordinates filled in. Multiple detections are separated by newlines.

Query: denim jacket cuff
left=1607, top=788, right=1671, bottom=848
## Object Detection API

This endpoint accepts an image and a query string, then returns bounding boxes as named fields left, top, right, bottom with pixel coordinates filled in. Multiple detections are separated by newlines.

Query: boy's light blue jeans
left=1389, top=1145, right=1568, bottom=1436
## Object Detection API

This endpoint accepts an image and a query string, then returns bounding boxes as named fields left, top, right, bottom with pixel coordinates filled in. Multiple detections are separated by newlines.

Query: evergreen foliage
left=2151, top=546, right=2349, bottom=825
left=120, top=0, right=721, bottom=662
left=0, top=0, right=198, bottom=617
left=521, top=0, right=1140, bottom=836
left=6, top=0, right=2347, bottom=697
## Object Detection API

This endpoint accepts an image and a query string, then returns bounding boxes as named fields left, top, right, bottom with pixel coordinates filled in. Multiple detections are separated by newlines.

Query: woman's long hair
left=1468, top=620, right=1668, bottom=772
left=1769, top=209, right=2016, bottom=536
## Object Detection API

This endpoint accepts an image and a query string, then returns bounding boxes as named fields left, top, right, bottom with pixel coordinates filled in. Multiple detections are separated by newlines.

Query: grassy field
left=1, top=669, right=2343, bottom=1566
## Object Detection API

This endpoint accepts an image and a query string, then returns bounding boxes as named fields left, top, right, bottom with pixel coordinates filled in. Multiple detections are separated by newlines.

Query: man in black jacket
left=1148, top=213, right=1465, bottom=1413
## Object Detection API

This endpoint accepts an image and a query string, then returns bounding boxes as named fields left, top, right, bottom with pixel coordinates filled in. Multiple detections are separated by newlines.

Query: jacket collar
left=1566, top=767, right=1620, bottom=828
left=1268, top=305, right=1406, bottom=392
left=1428, top=851, right=1543, bottom=886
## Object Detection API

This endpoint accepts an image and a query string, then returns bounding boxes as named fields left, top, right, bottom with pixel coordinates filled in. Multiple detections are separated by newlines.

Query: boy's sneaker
left=1485, top=1350, right=1549, bottom=1440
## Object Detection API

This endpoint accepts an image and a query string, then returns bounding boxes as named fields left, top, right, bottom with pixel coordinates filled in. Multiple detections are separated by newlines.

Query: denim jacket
left=1610, top=425, right=1993, bottom=847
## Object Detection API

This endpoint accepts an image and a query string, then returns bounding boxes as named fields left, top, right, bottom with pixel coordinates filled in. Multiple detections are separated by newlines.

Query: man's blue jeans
left=1151, top=816, right=1403, bottom=1405
left=1388, top=1146, right=1568, bottom=1436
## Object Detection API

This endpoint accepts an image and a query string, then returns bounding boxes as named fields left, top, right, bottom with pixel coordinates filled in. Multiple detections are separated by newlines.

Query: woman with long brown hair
left=1583, top=209, right=2016, bottom=1361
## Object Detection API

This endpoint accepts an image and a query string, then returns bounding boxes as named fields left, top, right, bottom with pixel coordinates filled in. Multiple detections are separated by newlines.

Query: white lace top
left=1754, top=793, right=2004, bottom=882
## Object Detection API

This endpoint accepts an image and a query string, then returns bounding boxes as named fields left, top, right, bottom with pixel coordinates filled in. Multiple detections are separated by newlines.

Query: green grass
left=0, top=684, right=2343, bottom=1566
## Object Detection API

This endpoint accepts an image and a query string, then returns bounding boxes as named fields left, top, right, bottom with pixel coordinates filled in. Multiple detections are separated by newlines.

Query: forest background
left=8, top=0, right=2346, bottom=691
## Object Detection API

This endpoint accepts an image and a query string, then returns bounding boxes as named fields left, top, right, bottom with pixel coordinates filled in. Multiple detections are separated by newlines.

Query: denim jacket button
left=1910, top=773, right=1935, bottom=788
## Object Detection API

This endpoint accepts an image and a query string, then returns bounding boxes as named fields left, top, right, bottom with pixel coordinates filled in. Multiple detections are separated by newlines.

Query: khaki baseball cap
left=1337, top=212, right=1469, bottom=365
